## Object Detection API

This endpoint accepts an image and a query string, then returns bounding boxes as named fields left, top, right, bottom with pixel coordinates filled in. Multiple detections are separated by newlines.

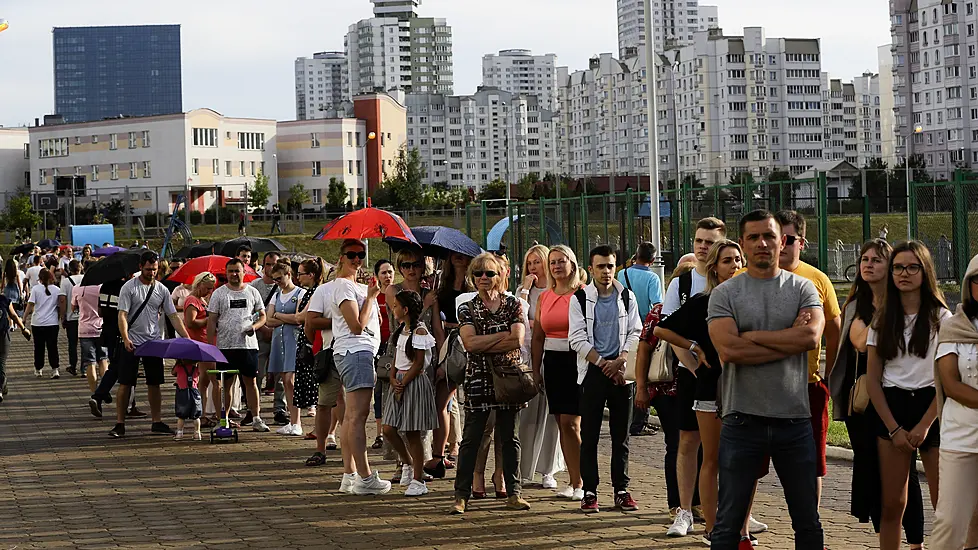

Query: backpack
left=574, top=286, right=632, bottom=330
left=676, top=270, right=693, bottom=310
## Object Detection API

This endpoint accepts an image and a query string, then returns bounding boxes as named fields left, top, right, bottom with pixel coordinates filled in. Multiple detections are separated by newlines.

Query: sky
left=0, top=0, right=890, bottom=127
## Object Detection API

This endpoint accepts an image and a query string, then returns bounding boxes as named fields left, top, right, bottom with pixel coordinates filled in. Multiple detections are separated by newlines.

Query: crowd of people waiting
left=4, top=208, right=978, bottom=549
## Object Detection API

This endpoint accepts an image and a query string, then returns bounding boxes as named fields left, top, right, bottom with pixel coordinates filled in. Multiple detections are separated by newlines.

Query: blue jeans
left=712, top=413, right=823, bottom=550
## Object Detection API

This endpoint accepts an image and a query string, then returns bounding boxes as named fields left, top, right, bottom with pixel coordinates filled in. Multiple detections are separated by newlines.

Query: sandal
left=200, top=417, right=217, bottom=429
left=303, top=432, right=317, bottom=441
left=326, top=436, right=338, bottom=451
left=305, top=452, right=327, bottom=467
left=371, top=436, right=383, bottom=449
left=444, top=455, right=457, bottom=469
left=424, top=455, right=447, bottom=479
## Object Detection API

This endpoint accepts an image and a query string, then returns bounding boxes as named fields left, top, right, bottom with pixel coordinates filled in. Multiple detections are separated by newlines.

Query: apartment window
left=128, top=132, right=137, bottom=149
left=311, top=133, right=320, bottom=148
left=240, top=161, right=245, bottom=176
left=39, top=169, right=45, bottom=185
left=193, top=128, right=218, bottom=147
left=91, top=165, right=99, bottom=181
left=129, top=162, right=138, bottom=179
left=110, top=134, right=118, bottom=150
left=92, top=135, right=98, bottom=144
left=356, top=160, right=362, bottom=175
left=213, top=159, right=220, bottom=175
left=348, top=160, right=354, bottom=175
left=142, top=130, right=150, bottom=147
left=38, top=138, right=69, bottom=159
left=143, top=161, right=151, bottom=178
left=192, top=158, right=199, bottom=176
left=312, top=189, right=322, bottom=204
left=347, top=132, right=353, bottom=146
left=312, top=161, right=322, bottom=177
left=111, top=164, right=119, bottom=180
left=237, top=132, right=265, bottom=151
left=250, top=161, right=256, bottom=176
left=226, top=160, right=232, bottom=175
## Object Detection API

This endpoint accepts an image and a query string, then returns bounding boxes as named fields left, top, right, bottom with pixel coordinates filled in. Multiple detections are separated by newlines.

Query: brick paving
left=0, top=333, right=924, bottom=549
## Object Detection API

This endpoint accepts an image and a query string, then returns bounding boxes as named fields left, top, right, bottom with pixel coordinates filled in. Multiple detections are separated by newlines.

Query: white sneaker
left=667, top=508, right=694, bottom=537
left=287, top=424, right=303, bottom=436
left=276, top=423, right=293, bottom=435
left=556, top=486, right=575, bottom=498
left=50, top=369, right=60, bottom=380
left=748, top=514, right=768, bottom=534
left=404, top=479, right=428, bottom=496
left=542, top=473, right=557, bottom=489
left=400, top=464, right=414, bottom=486
left=173, top=430, right=184, bottom=441
left=35, top=369, right=43, bottom=378
left=572, top=488, right=585, bottom=500
left=352, top=472, right=392, bottom=495
left=339, top=473, right=359, bottom=494
left=252, top=417, right=270, bottom=432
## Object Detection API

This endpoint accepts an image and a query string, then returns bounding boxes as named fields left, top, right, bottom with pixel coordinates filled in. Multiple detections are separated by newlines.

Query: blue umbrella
left=135, top=338, right=227, bottom=363
left=37, top=239, right=60, bottom=249
left=384, top=226, right=483, bottom=258
left=93, top=245, right=126, bottom=257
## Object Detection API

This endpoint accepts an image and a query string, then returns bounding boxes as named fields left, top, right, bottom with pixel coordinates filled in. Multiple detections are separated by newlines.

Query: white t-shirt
left=662, top=268, right=707, bottom=317
left=60, top=274, right=83, bottom=322
left=866, top=309, right=952, bottom=390
left=26, top=265, right=44, bottom=287
left=317, top=278, right=380, bottom=356
left=207, top=284, right=264, bottom=350
left=59, top=257, right=71, bottom=271
left=936, top=319, right=978, bottom=453
left=308, top=282, right=334, bottom=344
left=393, top=325, right=437, bottom=371
left=28, top=283, right=62, bottom=327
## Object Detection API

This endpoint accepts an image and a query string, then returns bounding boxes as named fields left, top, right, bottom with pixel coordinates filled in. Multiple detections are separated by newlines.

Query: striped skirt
left=382, top=370, right=439, bottom=432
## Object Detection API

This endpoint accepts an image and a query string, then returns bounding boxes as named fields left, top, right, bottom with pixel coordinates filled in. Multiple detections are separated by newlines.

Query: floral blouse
left=458, top=294, right=525, bottom=411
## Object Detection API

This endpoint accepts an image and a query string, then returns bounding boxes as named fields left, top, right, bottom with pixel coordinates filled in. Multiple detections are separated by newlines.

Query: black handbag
left=441, top=329, right=467, bottom=386
left=314, top=346, right=336, bottom=384
left=174, top=363, right=202, bottom=420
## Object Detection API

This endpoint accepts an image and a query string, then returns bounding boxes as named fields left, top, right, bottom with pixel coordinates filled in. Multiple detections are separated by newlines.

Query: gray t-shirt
left=207, top=284, right=264, bottom=350
left=593, top=291, right=621, bottom=360
left=707, top=270, right=822, bottom=419
left=117, top=278, right=177, bottom=346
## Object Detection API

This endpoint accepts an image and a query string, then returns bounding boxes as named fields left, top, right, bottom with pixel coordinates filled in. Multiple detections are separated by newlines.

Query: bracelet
left=887, top=425, right=903, bottom=439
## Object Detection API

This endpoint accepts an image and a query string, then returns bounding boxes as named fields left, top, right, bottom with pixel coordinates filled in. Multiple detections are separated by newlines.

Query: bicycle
left=844, top=263, right=859, bottom=282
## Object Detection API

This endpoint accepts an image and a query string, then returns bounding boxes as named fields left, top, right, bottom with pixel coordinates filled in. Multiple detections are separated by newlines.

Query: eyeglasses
left=343, top=251, right=366, bottom=260
left=272, top=276, right=283, bottom=283
left=297, top=271, right=308, bottom=277
left=892, top=263, right=923, bottom=276
left=400, top=261, right=423, bottom=269
left=472, top=270, right=497, bottom=279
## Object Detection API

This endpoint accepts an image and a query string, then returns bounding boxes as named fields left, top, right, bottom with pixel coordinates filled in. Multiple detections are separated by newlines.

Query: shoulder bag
left=174, top=364, right=202, bottom=420
left=442, top=328, right=467, bottom=386
left=849, top=352, right=870, bottom=415
left=375, top=328, right=399, bottom=381
left=314, top=341, right=336, bottom=384
left=491, top=356, right=538, bottom=405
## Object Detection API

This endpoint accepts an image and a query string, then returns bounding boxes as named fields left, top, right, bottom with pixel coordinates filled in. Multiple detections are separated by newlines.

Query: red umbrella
left=313, top=207, right=417, bottom=244
left=167, top=255, right=260, bottom=285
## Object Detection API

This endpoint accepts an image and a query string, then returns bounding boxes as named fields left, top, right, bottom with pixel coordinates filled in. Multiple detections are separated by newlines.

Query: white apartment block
left=878, top=44, right=898, bottom=165
left=405, top=88, right=558, bottom=189
left=295, top=52, right=350, bottom=120
left=617, top=0, right=719, bottom=56
left=890, top=0, right=977, bottom=180
left=28, top=109, right=278, bottom=214
left=0, top=128, right=30, bottom=209
left=482, top=50, right=559, bottom=111
left=345, top=0, right=453, bottom=97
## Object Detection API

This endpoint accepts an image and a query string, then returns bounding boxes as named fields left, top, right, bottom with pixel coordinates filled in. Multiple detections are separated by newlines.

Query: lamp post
left=361, top=130, right=377, bottom=261
left=644, top=0, right=665, bottom=287
left=904, top=124, right=923, bottom=240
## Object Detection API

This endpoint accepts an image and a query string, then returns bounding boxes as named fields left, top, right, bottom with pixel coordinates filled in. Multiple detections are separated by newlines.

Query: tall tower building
left=295, top=52, right=350, bottom=120
left=345, top=0, right=453, bottom=96
left=617, top=0, right=718, bottom=56
left=482, top=50, right=559, bottom=111
left=53, top=25, right=182, bottom=123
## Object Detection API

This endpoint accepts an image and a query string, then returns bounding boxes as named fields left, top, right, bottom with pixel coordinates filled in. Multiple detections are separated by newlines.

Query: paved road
left=0, top=333, right=928, bottom=549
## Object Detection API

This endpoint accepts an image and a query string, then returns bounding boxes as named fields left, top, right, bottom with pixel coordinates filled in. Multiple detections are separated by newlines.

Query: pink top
left=538, top=290, right=573, bottom=339
left=183, top=295, right=208, bottom=343
left=71, top=285, right=103, bottom=338
left=174, top=361, right=200, bottom=390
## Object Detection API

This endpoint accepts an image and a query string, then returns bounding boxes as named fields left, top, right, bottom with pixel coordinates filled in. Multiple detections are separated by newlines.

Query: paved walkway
left=0, top=333, right=924, bottom=549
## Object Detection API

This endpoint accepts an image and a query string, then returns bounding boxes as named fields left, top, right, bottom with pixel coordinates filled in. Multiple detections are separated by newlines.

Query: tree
left=247, top=171, right=272, bottom=212
left=515, top=172, right=540, bottom=200
left=850, top=158, right=890, bottom=199
left=1, top=191, right=41, bottom=233
left=765, top=168, right=794, bottom=205
left=383, top=147, right=425, bottom=206
left=326, top=177, right=349, bottom=210
left=286, top=182, right=311, bottom=213
left=477, top=179, right=507, bottom=202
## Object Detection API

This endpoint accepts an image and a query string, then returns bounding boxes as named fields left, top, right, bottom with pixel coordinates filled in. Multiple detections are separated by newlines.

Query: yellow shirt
left=733, top=263, right=840, bottom=382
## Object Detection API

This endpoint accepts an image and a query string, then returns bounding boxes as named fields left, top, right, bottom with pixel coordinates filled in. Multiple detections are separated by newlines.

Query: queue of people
left=9, top=211, right=978, bottom=549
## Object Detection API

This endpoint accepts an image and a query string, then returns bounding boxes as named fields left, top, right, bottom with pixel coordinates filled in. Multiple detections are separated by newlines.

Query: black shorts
left=693, top=364, right=722, bottom=403
left=869, top=386, right=940, bottom=450
left=543, top=349, right=579, bottom=416
left=676, top=366, right=699, bottom=432
left=219, top=349, right=259, bottom=379
left=117, top=347, right=164, bottom=386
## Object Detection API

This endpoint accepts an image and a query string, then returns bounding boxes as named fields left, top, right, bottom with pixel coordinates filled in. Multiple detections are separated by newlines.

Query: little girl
left=173, top=360, right=202, bottom=441
left=383, top=290, right=439, bottom=497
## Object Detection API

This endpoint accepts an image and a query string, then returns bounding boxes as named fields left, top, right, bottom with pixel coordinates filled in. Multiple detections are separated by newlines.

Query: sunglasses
left=785, top=235, right=803, bottom=246
left=400, top=261, right=423, bottom=269
left=473, top=270, right=498, bottom=279
left=343, top=251, right=367, bottom=260
left=273, top=276, right=283, bottom=283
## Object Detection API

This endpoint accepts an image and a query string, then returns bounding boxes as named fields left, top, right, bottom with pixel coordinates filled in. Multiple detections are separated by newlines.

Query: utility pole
left=644, top=0, right=665, bottom=289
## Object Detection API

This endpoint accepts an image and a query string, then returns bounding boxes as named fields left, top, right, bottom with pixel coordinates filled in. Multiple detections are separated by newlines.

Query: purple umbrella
left=135, top=338, right=227, bottom=363
left=93, top=245, right=126, bottom=257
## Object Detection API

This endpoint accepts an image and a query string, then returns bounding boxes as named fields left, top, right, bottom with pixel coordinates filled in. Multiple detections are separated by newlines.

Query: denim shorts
left=334, top=350, right=376, bottom=392
left=80, top=337, right=108, bottom=365
left=692, top=400, right=718, bottom=413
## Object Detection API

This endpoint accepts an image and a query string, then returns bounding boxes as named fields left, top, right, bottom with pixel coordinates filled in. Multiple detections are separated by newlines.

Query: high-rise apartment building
left=878, top=44, right=898, bottom=165
left=889, top=0, right=972, bottom=180
left=295, top=52, right=350, bottom=120
left=405, top=88, right=558, bottom=189
left=53, top=25, right=182, bottom=124
left=820, top=72, right=883, bottom=168
left=617, top=0, right=719, bottom=56
left=482, top=50, right=559, bottom=111
left=345, top=0, right=453, bottom=97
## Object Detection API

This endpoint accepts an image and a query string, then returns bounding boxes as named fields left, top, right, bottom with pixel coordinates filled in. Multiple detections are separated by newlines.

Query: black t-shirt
left=657, top=292, right=722, bottom=401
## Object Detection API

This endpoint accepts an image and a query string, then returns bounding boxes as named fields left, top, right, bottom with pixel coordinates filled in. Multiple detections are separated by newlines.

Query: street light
left=644, top=0, right=665, bottom=287
left=904, top=124, right=923, bottom=240
left=361, top=131, right=377, bottom=208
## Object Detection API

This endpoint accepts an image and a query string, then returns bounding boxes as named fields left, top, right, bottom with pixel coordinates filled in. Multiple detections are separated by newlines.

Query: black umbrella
left=218, top=237, right=285, bottom=257
left=37, top=239, right=60, bottom=250
left=175, top=241, right=219, bottom=259
left=10, top=243, right=35, bottom=256
left=81, top=249, right=145, bottom=286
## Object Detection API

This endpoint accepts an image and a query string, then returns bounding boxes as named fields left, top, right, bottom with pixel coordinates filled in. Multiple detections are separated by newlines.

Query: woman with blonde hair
left=531, top=244, right=586, bottom=499
left=184, top=271, right=218, bottom=426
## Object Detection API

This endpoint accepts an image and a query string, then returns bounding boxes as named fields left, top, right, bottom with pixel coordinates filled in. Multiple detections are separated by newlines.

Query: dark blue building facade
left=53, top=25, right=183, bottom=123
